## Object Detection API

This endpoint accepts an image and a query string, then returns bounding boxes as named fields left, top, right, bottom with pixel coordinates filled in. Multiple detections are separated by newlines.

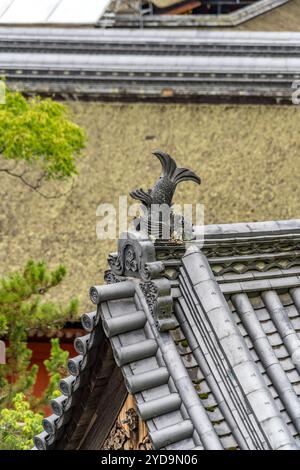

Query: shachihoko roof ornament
left=130, top=150, right=201, bottom=240
left=130, top=149, right=201, bottom=207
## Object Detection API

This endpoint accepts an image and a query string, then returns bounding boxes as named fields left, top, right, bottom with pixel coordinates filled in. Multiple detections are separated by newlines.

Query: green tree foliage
left=0, top=260, right=78, bottom=409
left=0, top=86, right=86, bottom=195
left=0, top=393, right=43, bottom=450
left=0, top=339, right=69, bottom=450
left=0, top=86, right=84, bottom=448
left=42, top=338, right=69, bottom=406
left=0, top=338, right=69, bottom=450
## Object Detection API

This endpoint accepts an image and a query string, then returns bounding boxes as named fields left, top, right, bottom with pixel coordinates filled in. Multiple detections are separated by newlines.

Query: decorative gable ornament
left=104, top=150, right=201, bottom=331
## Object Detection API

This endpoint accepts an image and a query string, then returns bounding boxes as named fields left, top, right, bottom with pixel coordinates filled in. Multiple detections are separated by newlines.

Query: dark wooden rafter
left=35, top=322, right=128, bottom=450
left=56, top=329, right=127, bottom=449
left=78, top=365, right=127, bottom=450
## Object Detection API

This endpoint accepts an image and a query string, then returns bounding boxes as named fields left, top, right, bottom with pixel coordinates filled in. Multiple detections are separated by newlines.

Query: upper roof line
left=102, top=0, right=291, bottom=28
left=194, top=219, right=300, bottom=240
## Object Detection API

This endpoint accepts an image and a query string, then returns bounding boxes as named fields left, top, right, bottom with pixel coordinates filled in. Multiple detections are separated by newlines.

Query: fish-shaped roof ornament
left=130, top=150, right=201, bottom=208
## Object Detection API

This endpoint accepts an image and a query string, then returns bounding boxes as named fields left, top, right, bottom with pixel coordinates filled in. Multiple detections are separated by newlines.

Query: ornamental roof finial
left=130, top=149, right=201, bottom=208
left=130, top=150, right=201, bottom=240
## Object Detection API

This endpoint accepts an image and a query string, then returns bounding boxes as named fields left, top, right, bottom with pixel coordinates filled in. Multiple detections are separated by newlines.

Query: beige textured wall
left=1, top=102, right=299, bottom=312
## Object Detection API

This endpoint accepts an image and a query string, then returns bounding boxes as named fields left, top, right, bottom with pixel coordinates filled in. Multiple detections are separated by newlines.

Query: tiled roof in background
left=0, top=0, right=111, bottom=24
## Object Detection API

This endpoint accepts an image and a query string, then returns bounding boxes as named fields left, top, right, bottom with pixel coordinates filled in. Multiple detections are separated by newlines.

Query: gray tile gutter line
left=175, top=301, right=249, bottom=450
left=134, top=282, right=223, bottom=450
left=178, top=273, right=266, bottom=450
left=232, top=293, right=300, bottom=435
left=262, top=290, right=300, bottom=376
left=180, top=244, right=298, bottom=450
left=291, top=288, right=300, bottom=315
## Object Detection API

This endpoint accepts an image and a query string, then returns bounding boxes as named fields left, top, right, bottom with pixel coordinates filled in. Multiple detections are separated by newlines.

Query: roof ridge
left=194, top=219, right=300, bottom=240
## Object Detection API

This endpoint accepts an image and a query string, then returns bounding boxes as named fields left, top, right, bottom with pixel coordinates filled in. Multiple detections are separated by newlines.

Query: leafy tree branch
left=0, top=87, right=86, bottom=197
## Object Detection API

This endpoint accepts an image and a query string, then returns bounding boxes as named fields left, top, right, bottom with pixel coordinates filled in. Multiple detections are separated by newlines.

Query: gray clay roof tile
left=34, top=218, right=300, bottom=450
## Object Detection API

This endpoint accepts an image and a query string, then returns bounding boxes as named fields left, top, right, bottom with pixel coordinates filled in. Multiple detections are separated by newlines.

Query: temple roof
left=33, top=217, right=300, bottom=450
left=31, top=151, right=300, bottom=450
